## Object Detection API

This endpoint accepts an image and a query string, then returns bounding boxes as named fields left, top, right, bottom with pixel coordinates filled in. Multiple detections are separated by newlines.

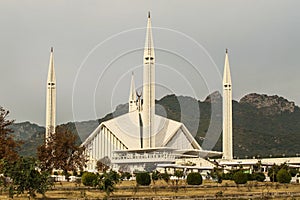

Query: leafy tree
left=233, top=171, right=248, bottom=184
left=97, top=171, right=120, bottom=198
left=37, top=126, right=86, bottom=174
left=96, top=156, right=111, bottom=172
left=0, top=107, right=22, bottom=164
left=187, top=172, right=202, bottom=185
left=289, top=168, right=298, bottom=177
left=252, top=172, right=266, bottom=182
left=174, top=170, right=184, bottom=185
left=120, top=172, right=132, bottom=180
left=136, top=172, right=151, bottom=186
left=81, top=172, right=97, bottom=186
left=211, top=169, right=223, bottom=183
left=160, top=173, right=170, bottom=184
left=151, top=170, right=160, bottom=184
left=2, top=157, right=53, bottom=198
left=268, top=164, right=280, bottom=182
left=277, top=169, right=291, bottom=183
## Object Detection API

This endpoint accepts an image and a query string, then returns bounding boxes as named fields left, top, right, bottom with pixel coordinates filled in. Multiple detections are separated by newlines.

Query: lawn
left=0, top=180, right=300, bottom=199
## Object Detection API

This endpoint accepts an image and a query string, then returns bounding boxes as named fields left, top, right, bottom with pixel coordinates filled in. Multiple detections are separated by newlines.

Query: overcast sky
left=1, top=0, right=299, bottom=126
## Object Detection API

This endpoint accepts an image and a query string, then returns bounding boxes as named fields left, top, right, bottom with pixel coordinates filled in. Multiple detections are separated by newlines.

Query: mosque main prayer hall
left=79, top=13, right=228, bottom=172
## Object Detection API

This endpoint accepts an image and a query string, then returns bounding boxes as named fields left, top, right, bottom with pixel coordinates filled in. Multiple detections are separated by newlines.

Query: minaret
left=45, top=47, right=56, bottom=141
left=143, top=12, right=155, bottom=148
left=129, top=72, right=137, bottom=112
left=222, top=49, right=233, bottom=160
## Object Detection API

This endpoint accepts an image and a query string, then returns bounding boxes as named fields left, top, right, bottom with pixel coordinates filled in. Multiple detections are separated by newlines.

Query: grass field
left=1, top=180, right=300, bottom=199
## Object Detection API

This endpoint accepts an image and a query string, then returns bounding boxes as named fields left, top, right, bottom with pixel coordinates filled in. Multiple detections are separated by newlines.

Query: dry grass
left=0, top=180, right=300, bottom=199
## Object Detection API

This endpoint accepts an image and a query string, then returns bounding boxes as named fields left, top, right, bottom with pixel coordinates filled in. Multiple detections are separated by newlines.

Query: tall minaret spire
left=222, top=49, right=233, bottom=160
left=143, top=12, right=155, bottom=148
left=45, top=47, right=56, bottom=141
left=129, top=72, right=137, bottom=112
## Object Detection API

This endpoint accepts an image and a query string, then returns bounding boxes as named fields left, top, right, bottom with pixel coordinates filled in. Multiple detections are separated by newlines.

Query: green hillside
left=10, top=93, right=300, bottom=158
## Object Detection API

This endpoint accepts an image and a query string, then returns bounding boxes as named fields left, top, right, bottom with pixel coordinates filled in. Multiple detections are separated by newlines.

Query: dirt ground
left=0, top=180, right=300, bottom=199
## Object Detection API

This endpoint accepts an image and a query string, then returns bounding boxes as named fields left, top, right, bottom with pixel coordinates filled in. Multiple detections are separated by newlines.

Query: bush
left=151, top=171, right=160, bottom=183
left=252, top=172, right=266, bottom=182
left=81, top=172, right=97, bottom=186
left=136, top=172, right=151, bottom=186
left=121, top=172, right=132, bottom=180
left=277, top=169, right=291, bottom=183
left=289, top=168, right=298, bottom=177
left=233, top=171, right=248, bottom=184
left=160, top=173, right=170, bottom=184
left=187, top=172, right=202, bottom=185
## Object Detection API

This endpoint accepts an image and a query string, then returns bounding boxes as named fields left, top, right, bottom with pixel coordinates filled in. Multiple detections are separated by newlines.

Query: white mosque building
left=81, top=14, right=222, bottom=172
left=44, top=14, right=300, bottom=176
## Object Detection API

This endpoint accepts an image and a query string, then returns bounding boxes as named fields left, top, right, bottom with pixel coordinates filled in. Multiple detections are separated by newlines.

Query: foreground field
left=1, top=180, right=300, bottom=199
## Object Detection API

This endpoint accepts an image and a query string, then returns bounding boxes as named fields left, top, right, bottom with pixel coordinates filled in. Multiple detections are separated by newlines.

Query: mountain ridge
left=9, top=92, right=300, bottom=158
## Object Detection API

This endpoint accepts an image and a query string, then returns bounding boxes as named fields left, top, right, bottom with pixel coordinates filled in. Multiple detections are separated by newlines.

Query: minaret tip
left=51, top=47, right=53, bottom=52
left=225, top=48, right=228, bottom=54
left=148, top=11, right=150, bottom=18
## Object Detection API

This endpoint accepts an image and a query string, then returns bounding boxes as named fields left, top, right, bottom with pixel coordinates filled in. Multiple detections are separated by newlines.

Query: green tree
left=187, top=172, right=202, bottom=185
left=37, top=126, right=86, bottom=175
left=277, top=169, right=291, bottom=183
left=160, top=173, right=170, bottom=184
left=81, top=172, right=97, bottom=186
left=151, top=170, right=160, bottom=184
left=97, top=171, right=120, bottom=198
left=268, top=164, right=280, bottom=182
left=3, top=157, right=53, bottom=198
left=120, top=172, right=132, bottom=180
left=174, top=170, right=184, bottom=185
left=233, top=171, right=248, bottom=184
left=0, top=107, right=22, bottom=164
left=252, top=172, right=266, bottom=182
left=136, top=172, right=151, bottom=186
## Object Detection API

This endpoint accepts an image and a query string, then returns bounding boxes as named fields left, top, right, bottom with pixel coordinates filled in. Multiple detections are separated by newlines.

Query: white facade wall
left=84, top=126, right=127, bottom=171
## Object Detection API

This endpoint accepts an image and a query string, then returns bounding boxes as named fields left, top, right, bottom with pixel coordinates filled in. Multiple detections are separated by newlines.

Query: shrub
left=252, top=172, right=266, bottom=182
left=268, top=164, right=280, bottom=182
left=151, top=171, right=160, bottom=183
left=233, top=171, right=248, bottom=184
left=277, top=169, right=291, bottom=183
left=121, top=172, right=132, bottom=180
left=81, top=172, right=97, bottom=186
left=136, top=172, right=151, bottom=186
left=160, top=173, right=170, bottom=184
left=187, top=172, right=202, bottom=185
left=289, top=168, right=298, bottom=177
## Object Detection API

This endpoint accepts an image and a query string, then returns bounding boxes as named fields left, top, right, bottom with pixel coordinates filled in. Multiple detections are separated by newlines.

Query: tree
left=268, top=164, right=280, bottom=182
left=174, top=170, right=184, bottom=185
left=252, top=172, right=266, bottom=182
left=0, top=107, right=22, bottom=164
left=233, top=171, right=248, bottom=185
left=82, top=172, right=97, bottom=186
left=277, top=169, right=291, bottom=183
left=187, top=172, right=202, bottom=185
left=96, top=156, right=111, bottom=172
left=37, top=126, right=86, bottom=174
left=160, top=173, right=170, bottom=184
left=2, top=157, right=53, bottom=198
left=136, top=172, right=151, bottom=186
left=151, top=171, right=160, bottom=184
left=97, top=171, right=120, bottom=198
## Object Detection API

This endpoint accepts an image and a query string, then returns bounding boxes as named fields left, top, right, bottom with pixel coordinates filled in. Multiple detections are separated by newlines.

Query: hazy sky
left=1, top=0, right=299, bottom=126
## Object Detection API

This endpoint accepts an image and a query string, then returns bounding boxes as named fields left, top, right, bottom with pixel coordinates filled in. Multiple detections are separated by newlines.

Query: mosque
left=45, top=13, right=300, bottom=175
left=80, top=13, right=225, bottom=172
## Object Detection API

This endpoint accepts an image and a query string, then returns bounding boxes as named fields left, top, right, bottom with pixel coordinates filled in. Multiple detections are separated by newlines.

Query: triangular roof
left=82, top=110, right=202, bottom=150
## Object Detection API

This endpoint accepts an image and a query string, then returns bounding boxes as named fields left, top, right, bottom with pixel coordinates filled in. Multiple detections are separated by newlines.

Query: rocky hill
left=240, top=93, right=295, bottom=116
left=10, top=93, right=300, bottom=158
